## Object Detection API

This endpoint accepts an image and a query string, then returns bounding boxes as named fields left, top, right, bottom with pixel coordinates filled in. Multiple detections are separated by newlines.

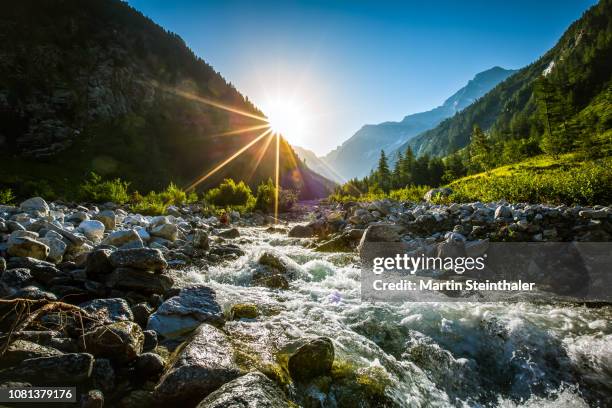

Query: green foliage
left=329, top=185, right=430, bottom=204
left=375, top=150, right=392, bottom=192
left=468, top=124, right=493, bottom=171
left=205, top=178, right=254, bottom=208
left=129, top=183, right=198, bottom=215
left=254, top=179, right=297, bottom=213
left=0, top=188, right=15, bottom=204
left=79, top=172, right=130, bottom=204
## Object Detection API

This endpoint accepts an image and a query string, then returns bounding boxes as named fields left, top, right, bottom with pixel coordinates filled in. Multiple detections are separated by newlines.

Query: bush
left=254, top=179, right=297, bottom=213
left=129, top=183, right=198, bottom=215
left=0, top=188, right=15, bottom=204
left=205, top=178, right=254, bottom=207
left=79, top=172, right=130, bottom=204
left=329, top=185, right=430, bottom=204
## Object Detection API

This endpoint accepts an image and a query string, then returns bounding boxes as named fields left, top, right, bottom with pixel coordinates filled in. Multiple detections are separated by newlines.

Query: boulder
left=79, top=220, right=106, bottom=242
left=257, top=252, right=288, bottom=274
left=19, top=197, right=49, bottom=216
left=230, top=303, right=259, bottom=320
left=0, top=268, right=34, bottom=296
left=7, top=236, right=49, bottom=260
left=288, top=337, right=334, bottom=381
left=135, top=352, right=165, bottom=380
left=80, top=321, right=144, bottom=363
left=142, top=330, right=158, bottom=352
left=217, top=228, right=240, bottom=239
left=85, top=249, right=114, bottom=280
left=109, top=248, right=167, bottom=272
left=79, top=298, right=134, bottom=323
left=132, top=303, right=154, bottom=328
left=147, top=285, right=224, bottom=338
left=106, top=268, right=173, bottom=295
left=0, top=353, right=94, bottom=385
left=424, top=188, right=452, bottom=202
left=288, top=225, right=314, bottom=238
left=192, top=229, right=209, bottom=250
left=94, top=210, right=116, bottom=230
left=150, top=224, right=178, bottom=241
left=196, top=372, right=289, bottom=408
left=102, top=230, right=142, bottom=247
left=39, top=237, right=67, bottom=264
left=494, top=205, right=513, bottom=220
left=0, top=340, right=63, bottom=369
left=0, top=257, right=5, bottom=273
left=153, top=324, right=241, bottom=406
left=6, top=257, right=62, bottom=285
left=357, top=224, right=402, bottom=257
left=91, top=358, right=115, bottom=393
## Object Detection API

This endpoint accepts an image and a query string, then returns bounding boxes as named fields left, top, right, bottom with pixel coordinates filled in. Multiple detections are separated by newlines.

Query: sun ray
left=210, top=123, right=271, bottom=137
left=185, top=128, right=272, bottom=191
left=274, top=132, right=280, bottom=223
left=247, top=132, right=275, bottom=182
left=149, top=81, right=270, bottom=123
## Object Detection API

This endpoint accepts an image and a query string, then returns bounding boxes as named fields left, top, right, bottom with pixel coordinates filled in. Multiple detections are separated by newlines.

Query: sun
left=264, top=100, right=307, bottom=143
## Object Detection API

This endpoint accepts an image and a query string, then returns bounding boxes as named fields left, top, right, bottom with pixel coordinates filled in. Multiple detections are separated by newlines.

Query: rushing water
left=171, top=225, right=611, bottom=407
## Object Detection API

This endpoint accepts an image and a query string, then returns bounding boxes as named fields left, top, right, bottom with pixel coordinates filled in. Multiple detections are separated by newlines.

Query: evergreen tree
left=376, top=150, right=392, bottom=192
left=392, top=151, right=403, bottom=189
left=401, top=146, right=416, bottom=185
left=534, top=76, right=575, bottom=158
left=469, top=124, right=492, bottom=171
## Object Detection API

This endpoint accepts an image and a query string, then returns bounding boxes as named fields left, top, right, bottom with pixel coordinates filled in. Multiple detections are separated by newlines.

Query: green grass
left=329, top=185, right=431, bottom=204
left=445, top=154, right=612, bottom=205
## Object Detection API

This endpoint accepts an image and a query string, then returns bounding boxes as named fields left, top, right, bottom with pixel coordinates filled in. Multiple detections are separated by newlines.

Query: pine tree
left=376, top=150, right=391, bottom=192
left=469, top=124, right=492, bottom=171
left=392, top=151, right=403, bottom=189
left=401, top=146, right=416, bottom=185
left=534, top=76, right=575, bottom=158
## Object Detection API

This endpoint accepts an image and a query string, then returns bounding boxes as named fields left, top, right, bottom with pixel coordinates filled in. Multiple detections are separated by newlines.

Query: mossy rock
left=230, top=303, right=259, bottom=320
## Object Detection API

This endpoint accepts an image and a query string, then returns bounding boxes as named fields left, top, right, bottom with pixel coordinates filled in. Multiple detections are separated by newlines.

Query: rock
left=42, top=222, right=86, bottom=247
left=578, top=209, right=608, bottom=219
left=154, top=324, right=240, bottom=406
left=66, top=211, right=90, bottom=224
left=288, top=225, right=314, bottom=238
left=142, top=330, right=158, bottom=352
left=80, top=389, right=104, bottom=408
left=7, top=236, right=49, bottom=260
left=192, top=229, right=209, bottom=249
left=10, top=286, right=57, bottom=301
left=230, top=303, right=259, bottom=320
left=0, top=340, right=63, bottom=369
left=424, top=188, right=452, bottom=202
left=494, top=205, right=513, bottom=220
left=94, top=210, right=116, bottom=230
left=149, top=216, right=170, bottom=229
left=80, top=321, right=144, bottom=363
left=288, top=337, right=334, bottom=381
left=6, top=220, right=26, bottom=232
left=19, top=197, right=49, bottom=216
left=465, top=239, right=489, bottom=258
left=360, top=224, right=401, bottom=243
left=106, top=268, right=173, bottom=295
left=257, top=252, right=288, bottom=274
left=79, top=220, right=106, bottom=242
left=91, top=359, right=115, bottom=393
left=102, top=229, right=142, bottom=247
left=147, top=285, right=224, bottom=338
left=315, top=234, right=353, bottom=252
left=109, top=248, right=167, bottom=272
left=118, top=390, right=155, bottom=408
left=79, top=298, right=134, bottom=323
left=85, top=249, right=114, bottom=280
left=217, top=228, right=240, bottom=239
left=0, top=257, right=5, bottom=273
left=0, top=353, right=94, bottom=385
left=150, top=223, right=178, bottom=241
left=135, top=352, right=165, bottom=379
left=0, top=268, right=34, bottom=296
left=253, top=274, right=289, bottom=289
left=38, top=236, right=67, bottom=264
left=131, top=302, right=153, bottom=328
left=196, top=372, right=289, bottom=408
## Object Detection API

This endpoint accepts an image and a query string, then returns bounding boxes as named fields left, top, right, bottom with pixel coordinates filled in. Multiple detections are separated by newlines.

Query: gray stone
left=196, top=372, right=289, bottom=408
left=192, top=229, right=209, bottom=249
left=79, top=298, right=134, bottom=323
left=102, top=229, right=142, bottom=247
left=132, top=303, right=154, bottom=328
left=424, top=188, right=452, bottom=202
left=39, top=237, right=67, bottom=263
left=288, top=225, right=314, bottom=238
left=142, top=330, right=158, bottom=352
left=79, top=220, right=106, bottom=242
left=0, top=353, right=94, bottom=385
left=7, top=236, right=49, bottom=260
left=288, top=337, right=334, bottom=381
left=0, top=257, right=5, bottom=273
left=94, top=210, right=116, bottom=230
left=494, top=205, right=513, bottom=220
left=106, top=268, right=173, bottom=295
left=109, top=248, right=167, bottom=271
left=0, top=340, right=63, bottom=369
left=19, top=197, right=49, bottom=216
left=85, top=249, right=114, bottom=280
left=135, top=352, right=165, bottom=379
left=217, top=228, right=239, bottom=239
left=80, top=321, right=144, bottom=363
left=147, top=285, right=224, bottom=338
left=0, top=268, right=34, bottom=296
left=154, top=324, right=240, bottom=405
left=150, top=223, right=178, bottom=241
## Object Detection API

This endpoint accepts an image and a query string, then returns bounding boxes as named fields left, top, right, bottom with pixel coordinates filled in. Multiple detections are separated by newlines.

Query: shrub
left=129, top=183, right=198, bottom=215
left=254, top=179, right=297, bottom=213
left=329, top=185, right=430, bottom=204
left=0, top=188, right=15, bottom=204
left=79, top=172, right=130, bottom=204
left=205, top=178, right=254, bottom=207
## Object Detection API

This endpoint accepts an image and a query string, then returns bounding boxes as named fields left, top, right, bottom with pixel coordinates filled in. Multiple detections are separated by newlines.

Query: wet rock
left=196, top=371, right=289, bottom=408
left=109, top=248, right=167, bottom=272
left=424, top=188, right=452, bottom=202
left=230, top=303, right=259, bottom=320
left=253, top=274, right=289, bottom=290
left=92, top=358, right=115, bottom=393
left=0, top=340, right=63, bottom=368
left=288, top=337, right=334, bottom=382
left=79, top=220, right=106, bottom=242
left=79, top=298, right=134, bottom=323
left=257, top=252, right=288, bottom=274
left=147, top=285, right=224, bottom=338
left=94, top=210, right=116, bottom=230
left=154, top=324, right=241, bottom=405
left=150, top=223, right=178, bottom=241
left=288, top=224, right=314, bottom=238
left=192, top=229, right=209, bottom=250
left=218, top=228, right=240, bottom=239
left=103, top=229, right=142, bottom=247
left=19, top=197, right=49, bottom=216
left=85, top=249, right=114, bottom=280
left=359, top=224, right=401, bottom=243
left=80, top=321, right=144, bottom=363
left=80, top=389, right=104, bottom=408
left=0, top=353, right=94, bottom=385
left=135, top=352, right=165, bottom=380
left=315, top=233, right=353, bottom=252
left=7, top=236, right=49, bottom=260
left=106, top=268, right=173, bottom=295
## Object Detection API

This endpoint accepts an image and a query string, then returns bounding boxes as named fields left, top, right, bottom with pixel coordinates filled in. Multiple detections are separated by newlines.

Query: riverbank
left=0, top=196, right=611, bottom=407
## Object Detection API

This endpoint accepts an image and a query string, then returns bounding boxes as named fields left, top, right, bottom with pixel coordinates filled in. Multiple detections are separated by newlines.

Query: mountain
left=292, top=146, right=345, bottom=183
left=322, top=66, right=516, bottom=179
left=0, top=0, right=334, bottom=199
left=396, top=0, right=612, bottom=159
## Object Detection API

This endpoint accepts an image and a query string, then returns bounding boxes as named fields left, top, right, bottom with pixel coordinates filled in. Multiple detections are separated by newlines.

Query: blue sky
left=127, top=0, right=596, bottom=155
